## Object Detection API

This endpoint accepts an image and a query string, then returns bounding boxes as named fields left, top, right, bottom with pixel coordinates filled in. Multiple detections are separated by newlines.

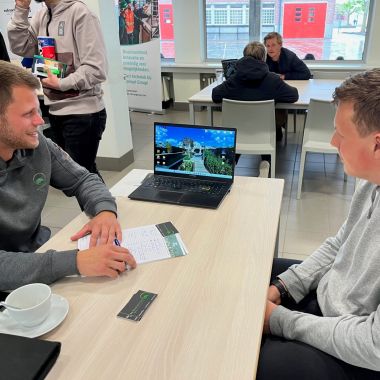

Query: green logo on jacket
left=33, top=173, right=47, bottom=189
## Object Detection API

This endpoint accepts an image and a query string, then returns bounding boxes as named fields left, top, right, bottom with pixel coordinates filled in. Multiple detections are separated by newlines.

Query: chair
left=297, top=99, right=345, bottom=199
left=222, top=99, right=276, bottom=178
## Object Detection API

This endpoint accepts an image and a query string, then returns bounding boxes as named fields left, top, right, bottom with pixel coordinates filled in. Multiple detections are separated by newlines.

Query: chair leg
left=270, top=153, right=276, bottom=178
left=297, top=150, right=307, bottom=199
left=284, top=121, right=288, bottom=146
left=293, top=110, right=297, bottom=133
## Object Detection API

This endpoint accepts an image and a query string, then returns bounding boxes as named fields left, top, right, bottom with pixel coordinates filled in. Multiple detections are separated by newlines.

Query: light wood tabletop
left=188, top=79, right=343, bottom=125
left=39, top=170, right=284, bottom=380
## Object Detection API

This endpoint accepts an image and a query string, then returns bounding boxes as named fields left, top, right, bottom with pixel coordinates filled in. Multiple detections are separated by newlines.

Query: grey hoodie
left=0, top=134, right=117, bottom=290
left=7, top=0, right=107, bottom=115
left=270, top=180, right=380, bottom=371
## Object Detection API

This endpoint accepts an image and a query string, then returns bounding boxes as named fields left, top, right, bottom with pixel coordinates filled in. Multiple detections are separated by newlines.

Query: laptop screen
left=154, top=123, right=237, bottom=181
left=221, top=59, right=238, bottom=80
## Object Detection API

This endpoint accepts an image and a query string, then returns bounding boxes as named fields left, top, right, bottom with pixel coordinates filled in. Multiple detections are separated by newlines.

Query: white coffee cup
left=5, top=283, right=52, bottom=327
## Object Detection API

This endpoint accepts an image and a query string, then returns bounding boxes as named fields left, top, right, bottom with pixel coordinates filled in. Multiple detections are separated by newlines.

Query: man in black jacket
left=0, top=32, right=10, bottom=62
left=212, top=41, right=298, bottom=141
left=264, top=32, right=311, bottom=80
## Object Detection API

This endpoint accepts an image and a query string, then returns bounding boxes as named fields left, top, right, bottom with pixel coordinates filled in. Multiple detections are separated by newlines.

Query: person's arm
left=7, top=2, right=40, bottom=57
left=211, top=82, right=228, bottom=103
left=0, top=248, right=78, bottom=291
left=283, top=53, right=312, bottom=80
left=273, top=77, right=299, bottom=103
left=270, top=304, right=380, bottom=371
left=277, top=222, right=346, bottom=303
left=58, top=6, right=108, bottom=92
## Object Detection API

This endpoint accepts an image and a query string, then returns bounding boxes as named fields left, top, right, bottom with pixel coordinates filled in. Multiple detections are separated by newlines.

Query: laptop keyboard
left=143, top=176, right=226, bottom=195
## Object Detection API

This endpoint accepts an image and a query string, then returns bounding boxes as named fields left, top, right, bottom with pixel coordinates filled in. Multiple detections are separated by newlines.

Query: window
left=230, top=8, right=243, bottom=25
left=205, top=0, right=372, bottom=61
left=214, top=8, right=228, bottom=25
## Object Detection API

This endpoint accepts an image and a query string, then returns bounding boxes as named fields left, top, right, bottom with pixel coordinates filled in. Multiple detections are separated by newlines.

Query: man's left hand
left=41, top=70, right=60, bottom=90
left=263, top=300, right=278, bottom=334
left=71, top=211, right=122, bottom=247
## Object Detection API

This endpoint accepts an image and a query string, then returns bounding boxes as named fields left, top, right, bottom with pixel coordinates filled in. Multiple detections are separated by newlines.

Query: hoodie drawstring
left=46, top=7, right=52, bottom=36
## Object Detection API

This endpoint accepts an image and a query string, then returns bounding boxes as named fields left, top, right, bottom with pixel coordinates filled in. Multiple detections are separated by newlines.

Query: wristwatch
left=270, top=278, right=289, bottom=301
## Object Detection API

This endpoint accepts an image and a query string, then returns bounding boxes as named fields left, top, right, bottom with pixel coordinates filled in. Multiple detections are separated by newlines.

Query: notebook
left=128, top=122, right=237, bottom=209
left=221, top=59, right=238, bottom=80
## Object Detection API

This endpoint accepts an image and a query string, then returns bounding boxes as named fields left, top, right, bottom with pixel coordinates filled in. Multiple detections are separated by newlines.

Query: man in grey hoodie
left=258, top=70, right=380, bottom=379
left=8, top=0, right=107, bottom=179
left=0, top=61, right=136, bottom=291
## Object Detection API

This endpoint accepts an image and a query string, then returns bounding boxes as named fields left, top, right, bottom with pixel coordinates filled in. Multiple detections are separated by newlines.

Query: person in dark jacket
left=212, top=41, right=299, bottom=141
left=264, top=32, right=311, bottom=80
left=0, top=31, right=10, bottom=62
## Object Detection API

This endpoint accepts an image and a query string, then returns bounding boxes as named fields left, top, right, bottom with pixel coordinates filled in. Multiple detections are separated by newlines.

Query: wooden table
left=39, top=169, right=284, bottom=380
left=188, top=79, right=343, bottom=125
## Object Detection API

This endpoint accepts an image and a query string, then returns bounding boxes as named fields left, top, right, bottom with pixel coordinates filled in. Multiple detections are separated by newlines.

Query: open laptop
left=128, top=122, right=237, bottom=209
left=221, top=59, right=238, bottom=80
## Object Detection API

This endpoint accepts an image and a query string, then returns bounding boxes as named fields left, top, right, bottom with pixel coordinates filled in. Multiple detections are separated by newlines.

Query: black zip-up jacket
left=266, top=47, right=311, bottom=80
left=212, top=56, right=299, bottom=104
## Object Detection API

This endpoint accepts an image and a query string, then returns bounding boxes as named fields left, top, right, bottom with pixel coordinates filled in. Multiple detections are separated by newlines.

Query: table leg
left=207, top=106, right=214, bottom=126
left=189, top=103, right=195, bottom=125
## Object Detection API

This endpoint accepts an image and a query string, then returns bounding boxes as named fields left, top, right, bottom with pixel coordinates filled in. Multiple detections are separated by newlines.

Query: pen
left=114, top=238, right=131, bottom=271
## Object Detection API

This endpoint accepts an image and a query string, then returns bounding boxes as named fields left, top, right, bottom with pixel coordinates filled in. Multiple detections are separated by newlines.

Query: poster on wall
left=116, top=0, right=162, bottom=112
left=0, top=1, right=44, bottom=60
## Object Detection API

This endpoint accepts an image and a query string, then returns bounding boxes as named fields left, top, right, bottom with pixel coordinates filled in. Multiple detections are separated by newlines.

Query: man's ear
left=374, top=134, right=380, bottom=158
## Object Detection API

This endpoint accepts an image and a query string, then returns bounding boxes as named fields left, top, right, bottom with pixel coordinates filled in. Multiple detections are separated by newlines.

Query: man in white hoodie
left=8, top=0, right=107, bottom=179
left=258, top=69, right=380, bottom=379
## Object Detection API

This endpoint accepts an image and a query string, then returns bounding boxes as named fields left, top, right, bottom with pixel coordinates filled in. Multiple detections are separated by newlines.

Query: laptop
left=129, top=122, right=237, bottom=209
left=221, top=59, right=238, bottom=80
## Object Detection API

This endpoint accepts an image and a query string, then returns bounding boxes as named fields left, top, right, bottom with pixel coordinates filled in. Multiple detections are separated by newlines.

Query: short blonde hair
left=243, top=41, right=266, bottom=61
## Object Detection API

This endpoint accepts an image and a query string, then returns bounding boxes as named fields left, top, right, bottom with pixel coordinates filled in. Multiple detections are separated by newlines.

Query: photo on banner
left=116, top=0, right=162, bottom=112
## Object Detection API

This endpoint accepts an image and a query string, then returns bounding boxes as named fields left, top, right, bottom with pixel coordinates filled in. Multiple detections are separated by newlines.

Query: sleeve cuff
left=269, top=305, right=294, bottom=337
left=51, top=249, right=80, bottom=278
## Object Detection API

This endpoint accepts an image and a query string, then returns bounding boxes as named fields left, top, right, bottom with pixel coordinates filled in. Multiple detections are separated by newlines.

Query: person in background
left=0, top=31, right=10, bottom=62
left=8, top=0, right=108, bottom=180
left=212, top=41, right=298, bottom=142
left=133, top=1, right=149, bottom=45
left=0, top=61, right=136, bottom=291
left=257, top=69, right=380, bottom=379
left=124, top=1, right=135, bottom=45
left=304, top=53, right=315, bottom=60
left=264, top=32, right=312, bottom=80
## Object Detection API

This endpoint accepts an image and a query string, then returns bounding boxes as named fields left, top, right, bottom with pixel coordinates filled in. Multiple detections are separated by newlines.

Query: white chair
left=297, top=98, right=345, bottom=199
left=222, top=99, right=276, bottom=178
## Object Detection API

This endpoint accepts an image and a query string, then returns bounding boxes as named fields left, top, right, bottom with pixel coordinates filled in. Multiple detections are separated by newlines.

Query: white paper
left=77, top=223, right=186, bottom=264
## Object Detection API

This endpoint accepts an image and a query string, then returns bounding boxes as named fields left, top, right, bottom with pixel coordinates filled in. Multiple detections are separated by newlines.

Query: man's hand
left=71, top=211, right=122, bottom=247
left=279, top=74, right=285, bottom=80
left=77, top=245, right=137, bottom=278
left=15, top=0, right=31, bottom=9
left=268, top=284, right=281, bottom=305
left=41, top=70, right=60, bottom=90
left=263, top=300, right=278, bottom=334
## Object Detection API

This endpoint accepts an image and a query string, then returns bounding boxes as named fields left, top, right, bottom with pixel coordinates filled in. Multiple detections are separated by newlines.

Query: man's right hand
left=15, top=0, right=31, bottom=9
left=77, top=245, right=137, bottom=278
left=267, top=285, right=281, bottom=305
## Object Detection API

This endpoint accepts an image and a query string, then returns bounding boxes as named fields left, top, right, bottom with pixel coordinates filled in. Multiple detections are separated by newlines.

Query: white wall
left=83, top=0, right=133, bottom=160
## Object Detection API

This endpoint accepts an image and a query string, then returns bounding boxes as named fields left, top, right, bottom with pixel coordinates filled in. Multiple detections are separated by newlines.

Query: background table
left=39, top=169, right=284, bottom=380
left=188, top=79, right=343, bottom=125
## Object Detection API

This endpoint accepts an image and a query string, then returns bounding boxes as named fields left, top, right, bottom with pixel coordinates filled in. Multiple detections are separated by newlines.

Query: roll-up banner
left=116, top=0, right=162, bottom=112
left=0, top=1, right=44, bottom=60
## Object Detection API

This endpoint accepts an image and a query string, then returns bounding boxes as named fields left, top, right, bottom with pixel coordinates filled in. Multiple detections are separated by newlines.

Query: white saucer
left=0, top=293, right=69, bottom=338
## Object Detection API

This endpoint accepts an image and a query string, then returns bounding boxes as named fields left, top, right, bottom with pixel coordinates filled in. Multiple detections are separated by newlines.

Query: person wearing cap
left=8, top=0, right=108, bottom=181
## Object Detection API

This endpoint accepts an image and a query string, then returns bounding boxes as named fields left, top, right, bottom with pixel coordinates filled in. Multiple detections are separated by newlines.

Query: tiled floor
left=42, top=108, right=355, bottom=259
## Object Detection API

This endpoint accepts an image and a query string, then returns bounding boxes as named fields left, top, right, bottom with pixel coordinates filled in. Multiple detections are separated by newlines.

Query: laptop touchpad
left=156, top=191, right=183, bottom=202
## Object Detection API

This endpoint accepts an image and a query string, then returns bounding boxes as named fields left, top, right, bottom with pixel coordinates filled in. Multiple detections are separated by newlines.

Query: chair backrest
left=303, top=99, right=336, bottom=144
left=312, top=71, right=352, bottom=80
left=221, top=99, right=276, bottom=146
